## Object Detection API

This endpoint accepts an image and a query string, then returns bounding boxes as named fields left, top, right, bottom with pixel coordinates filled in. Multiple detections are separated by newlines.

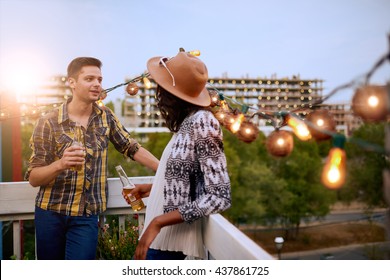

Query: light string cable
left=206, top=39, right=390, bottom=155
left=210, top=86, right=280, bottom=127
left=315, top=34, right=390, bottom=106
left=102, top=72, right=150, bottom=94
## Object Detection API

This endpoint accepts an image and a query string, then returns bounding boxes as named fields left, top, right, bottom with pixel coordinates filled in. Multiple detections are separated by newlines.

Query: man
left=25, top=57, right=159, bottom=260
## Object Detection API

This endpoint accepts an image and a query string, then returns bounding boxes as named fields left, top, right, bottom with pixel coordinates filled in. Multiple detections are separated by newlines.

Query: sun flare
left=0, top=50, right=50, bottom=99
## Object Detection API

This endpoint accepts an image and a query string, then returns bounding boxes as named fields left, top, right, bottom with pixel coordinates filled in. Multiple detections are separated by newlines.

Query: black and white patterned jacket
left=163, top=110, right=231, bottom=223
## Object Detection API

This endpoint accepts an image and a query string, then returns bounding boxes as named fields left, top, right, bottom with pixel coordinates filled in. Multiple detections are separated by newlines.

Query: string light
left=321, top=134, right=347, bottom=189
left=214, top=96, right=230, bottom=123
left=230, top=113, right=245, bottom=133
left=96, top=99, right=104, bottom=108
left=351, top=85, right=389, bottom=122
left=143, top=76, right=152, bottom=89
left=209, top=90, right=220, bottom=107
left=266, top=129, right=294, bottom=157
left=188, top=50, right=201, bottom=56
left=284, top=113, right=312, bottom=141
left=0, top=43, right=388, bottom=194
left=236, top=120, right=259, bottom=143
left=230, top=105, right=249, bottom=133
left=306, top=109, right=336, bottom=141
left=126, top=82, right=139, bottom=96
left=99, top=90, right=107, bottom=100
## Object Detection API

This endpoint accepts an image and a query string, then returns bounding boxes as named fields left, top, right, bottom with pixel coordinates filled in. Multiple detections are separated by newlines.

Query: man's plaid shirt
left=25, top=99, right=141, bottom=216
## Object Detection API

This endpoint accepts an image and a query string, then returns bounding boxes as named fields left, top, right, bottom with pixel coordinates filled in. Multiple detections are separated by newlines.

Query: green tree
left=106, top=132, right=171, bottom=178
left=222, top=129, right=270, bottom=225
left=21, top=123, right=35, bottom=176
left=343, top=123, right=388, bottom=208
left=267, top=137, right=335, bottom=239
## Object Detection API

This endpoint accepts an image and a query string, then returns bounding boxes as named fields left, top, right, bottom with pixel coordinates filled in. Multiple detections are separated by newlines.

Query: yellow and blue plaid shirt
left=25, top=99, right=141, bottom=216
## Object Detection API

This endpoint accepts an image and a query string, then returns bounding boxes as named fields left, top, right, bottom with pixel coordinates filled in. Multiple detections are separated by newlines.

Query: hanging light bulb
left=351, top=85, right=389, bottom=122
left=96, top=99, right=105, bottom=108
left=99, top=90, right=108, bottom=100
left=230, top=113, right=245, bottom=133
left=143, top=76, right=152, bottom=89
left=306, top=109, right=336, bottom=141
left=126, top=82, right=139, bottom=96
left=266, top=129, right=294, bottom=157
left=285, top=113, right=311, bottom=141
left=224, top=112, right=236, bottom=127
left=321, top=135, right=347, bottom=189
left=229, top=105, right=248, bottom=133
left=236, top=120, right=259, bottom=143
left=214, top=99, right=230, bottom=123
left=209, top=90, right=220, bottom=107
left=188, top=50, right=201, bottom=56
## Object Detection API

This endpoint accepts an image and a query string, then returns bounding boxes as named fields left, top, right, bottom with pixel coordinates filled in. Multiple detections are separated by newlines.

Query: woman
left=127, top=51, right=231, bottom=260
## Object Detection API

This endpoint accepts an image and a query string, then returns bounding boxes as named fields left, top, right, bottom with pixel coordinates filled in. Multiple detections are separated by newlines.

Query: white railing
left=0, top=178, right=273, bottom=260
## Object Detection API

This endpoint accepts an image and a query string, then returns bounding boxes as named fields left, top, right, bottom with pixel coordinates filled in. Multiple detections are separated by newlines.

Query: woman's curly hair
left=155, top=85, right=209, bottom=132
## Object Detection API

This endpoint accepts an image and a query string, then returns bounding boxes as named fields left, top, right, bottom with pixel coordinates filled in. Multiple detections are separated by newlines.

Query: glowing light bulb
left=143, top=77, right=152, bottom=89
left=316, top=119, right=324, bottom=127
left=214, top=100, right=230, bottom=123
left=276, top=138, right=285, bottom=146
left=126, top=83, right=139, bottom=95
left=188, top=50, right=201, bottom=56
left=286, top=114, right=311, bottom=141
left=236, top=120, right=259, bottom=143
left=266, top=130, right=294, bottom=157
left=96, top=99, right=104, bottom=107
left=306, top=109, right=336, bottom=141
left=99, top=90, right=108, bottom=100
left=321, top=147, right=346, bottom=189
left=352, top=85, right=388, bottom=122
left=231, top=114, right=245, bottom=133
left=215, top=111, right=226, bottom=121
left=368, top=95, right=379, bottom=107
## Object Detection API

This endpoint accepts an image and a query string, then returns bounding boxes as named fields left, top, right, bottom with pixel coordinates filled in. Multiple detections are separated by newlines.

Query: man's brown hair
left=67, top=57, right=102, bottom=80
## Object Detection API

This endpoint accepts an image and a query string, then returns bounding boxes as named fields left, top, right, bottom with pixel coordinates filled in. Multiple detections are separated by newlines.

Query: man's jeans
left=34, top=206, right=98, bottom=260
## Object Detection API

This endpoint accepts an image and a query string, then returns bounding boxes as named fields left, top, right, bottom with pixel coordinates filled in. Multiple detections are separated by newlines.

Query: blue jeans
left=34, top=206, right=98, bottom=260
left=146, top=248, right=186, bottom=260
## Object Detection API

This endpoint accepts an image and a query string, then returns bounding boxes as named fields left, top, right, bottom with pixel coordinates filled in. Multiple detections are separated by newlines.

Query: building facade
left=2, top=75, right=363, bottom=136
left=123, top=75, right=325, bottom=128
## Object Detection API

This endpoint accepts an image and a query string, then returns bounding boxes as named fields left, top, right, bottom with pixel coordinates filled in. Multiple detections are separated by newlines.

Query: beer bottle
left=115, top=165, right=145, bottom=211
left=72, top=122, right=84, bottom=171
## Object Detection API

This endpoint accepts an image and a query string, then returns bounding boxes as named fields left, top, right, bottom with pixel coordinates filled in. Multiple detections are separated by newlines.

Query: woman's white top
left=141, top=134, right=206, bottom=259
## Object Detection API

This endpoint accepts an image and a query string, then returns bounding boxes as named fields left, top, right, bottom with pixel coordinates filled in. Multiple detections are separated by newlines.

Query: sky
left=0, top=0, right=389, bottom=104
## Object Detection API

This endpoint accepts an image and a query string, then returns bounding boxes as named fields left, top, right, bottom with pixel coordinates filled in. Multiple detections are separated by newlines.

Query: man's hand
left=60, top=145, right=86, bottom=170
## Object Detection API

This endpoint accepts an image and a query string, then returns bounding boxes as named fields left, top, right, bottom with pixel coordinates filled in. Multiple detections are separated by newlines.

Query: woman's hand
left=134, top=218, right=162, bottom=260
left=133, top=210, right=184, bottom=260
left=122, top=183, right=152, bottom=205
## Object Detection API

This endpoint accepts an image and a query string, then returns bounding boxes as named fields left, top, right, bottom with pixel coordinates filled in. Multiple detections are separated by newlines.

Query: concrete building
left=2, top=74, right=363, bottom=136
left=122, top=75, right=361, bottom=135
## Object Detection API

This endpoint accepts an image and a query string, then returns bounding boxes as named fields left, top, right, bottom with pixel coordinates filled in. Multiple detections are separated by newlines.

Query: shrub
left=97, top=215, right=140, bottom=260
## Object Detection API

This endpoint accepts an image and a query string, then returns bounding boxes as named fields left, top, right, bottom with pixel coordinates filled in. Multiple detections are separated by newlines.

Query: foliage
left=21, top=123, right=35, bottom=176
left=343, top=123, right=388, bottom=208
left=141, top=132, right=172, bottom=159
left=106, top=132, right=172, bottom=178
left=264, top=137, right=335, bottom=239
left=222, top=129, right=269, bottom=225
left=105, top=101, right=115, bottom=112
left=97, top=215, right=139, bottom=260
